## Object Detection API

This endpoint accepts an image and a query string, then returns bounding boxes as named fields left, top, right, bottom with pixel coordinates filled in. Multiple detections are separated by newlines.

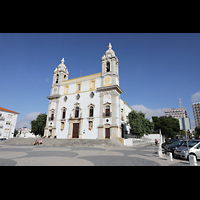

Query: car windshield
left=171, top=140, right=184, bottom=146
left=172, top=141, right=181, bottom=145
left=183, top=141, right=199, bottom=147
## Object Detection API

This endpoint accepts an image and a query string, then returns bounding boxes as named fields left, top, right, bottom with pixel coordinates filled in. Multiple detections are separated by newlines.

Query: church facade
left=44, top=43, right=132, bottom=139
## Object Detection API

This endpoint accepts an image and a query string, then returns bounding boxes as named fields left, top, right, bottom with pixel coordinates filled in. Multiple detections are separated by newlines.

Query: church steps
left=1, top=138, right=123, bottom=147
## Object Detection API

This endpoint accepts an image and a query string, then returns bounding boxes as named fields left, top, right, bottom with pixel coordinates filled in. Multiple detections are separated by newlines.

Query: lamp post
left=158, top=129, right=162, bottom=157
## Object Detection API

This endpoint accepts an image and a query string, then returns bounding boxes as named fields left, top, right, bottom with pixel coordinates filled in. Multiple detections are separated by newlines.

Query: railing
left=103, top=112, right=112, bottom=118
left=49, top=117, right=54, bottom=121
left=124, top=135, right=154, bottom=146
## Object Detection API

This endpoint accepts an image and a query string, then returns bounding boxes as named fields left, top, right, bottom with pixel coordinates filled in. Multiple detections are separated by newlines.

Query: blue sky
left=1, top=33, right=200, bottom=128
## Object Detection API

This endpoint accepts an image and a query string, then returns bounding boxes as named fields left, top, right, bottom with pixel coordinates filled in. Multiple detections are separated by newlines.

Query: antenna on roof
left=179, top=98, right=183, bottom=108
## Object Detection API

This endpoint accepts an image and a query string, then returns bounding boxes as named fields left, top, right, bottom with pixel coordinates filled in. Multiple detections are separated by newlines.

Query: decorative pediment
left=103, top=102, right=111, bottom=105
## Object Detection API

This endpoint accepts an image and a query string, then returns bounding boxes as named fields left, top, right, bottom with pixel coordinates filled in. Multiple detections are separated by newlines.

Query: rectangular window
left=65, top=85, right=69, bottom=94
left=61, top=122, right=65, bottom=130
left=6, top=121, right=11, bottom=125
left=78, top=84, right=81, bottom=91
left=105, top=105, right=110, bottom=117
left=4, top=128, right=10, bottom=133
left=76, top=82, right=82, bottom=93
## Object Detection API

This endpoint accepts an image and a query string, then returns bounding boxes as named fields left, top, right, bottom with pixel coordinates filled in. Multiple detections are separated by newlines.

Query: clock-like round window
left=64, top=96, right=67, bottom=102
left=90, top=92, right=94, bottom=98
left=76, top=94, right=80, bottom=100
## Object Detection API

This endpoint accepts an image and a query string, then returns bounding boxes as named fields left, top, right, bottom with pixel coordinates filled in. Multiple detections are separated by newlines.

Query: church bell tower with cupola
left=51, top=58, right=69, bottom=96
left=101, top=43, right=119, bottom=87
left=97, top=43, right=123, bottom=139
left=44, top=58, right=69, bottom=138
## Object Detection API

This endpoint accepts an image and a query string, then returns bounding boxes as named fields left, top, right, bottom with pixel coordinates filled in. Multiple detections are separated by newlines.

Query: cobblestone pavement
left=0, top=143, right=194, bottom=166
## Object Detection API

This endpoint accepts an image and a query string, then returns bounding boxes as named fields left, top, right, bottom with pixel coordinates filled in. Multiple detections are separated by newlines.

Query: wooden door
left=72, top=123, right=79, bottom=138
left=105, top=128, right=110, bottom=139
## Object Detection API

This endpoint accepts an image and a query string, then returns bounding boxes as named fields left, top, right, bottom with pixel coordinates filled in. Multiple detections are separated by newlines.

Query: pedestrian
left=33, top=140, right=38, bottom=145
left=155, top=139, right=158, bottom=145
left=39, top=139, right=43, bottom=144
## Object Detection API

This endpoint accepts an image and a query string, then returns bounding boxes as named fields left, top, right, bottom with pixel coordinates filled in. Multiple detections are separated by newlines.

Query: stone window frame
left=72, top=103, right=82, bottom=119
left=103, top=102, right=111, bottom=118
left=88, top=103, right=95, bottom=118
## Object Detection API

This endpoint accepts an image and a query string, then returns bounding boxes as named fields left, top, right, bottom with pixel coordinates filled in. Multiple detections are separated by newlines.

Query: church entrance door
left=105, top=128, right=110, bottom=139
left=72, top=123, right=79, bottom=138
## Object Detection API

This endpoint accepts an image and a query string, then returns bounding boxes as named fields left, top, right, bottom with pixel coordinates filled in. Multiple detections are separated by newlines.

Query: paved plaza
left=0, top=143, right=194, bottom=166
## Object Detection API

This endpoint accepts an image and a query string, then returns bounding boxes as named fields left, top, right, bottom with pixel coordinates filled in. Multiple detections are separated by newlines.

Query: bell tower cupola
left=101, top=43, right=119, bottom=86
left=52, top=58, right=69, bottom=86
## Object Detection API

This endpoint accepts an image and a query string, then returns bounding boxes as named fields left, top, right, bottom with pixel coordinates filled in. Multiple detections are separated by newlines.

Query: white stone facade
left=44, top=43, right=132, bottom=139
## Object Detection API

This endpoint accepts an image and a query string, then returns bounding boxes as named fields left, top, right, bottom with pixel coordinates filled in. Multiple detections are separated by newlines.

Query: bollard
left=167, top=152, right=173, bottom=161
left=158, top=147, right=162, bottom=157
left=189, top=155, right=197, bottom=166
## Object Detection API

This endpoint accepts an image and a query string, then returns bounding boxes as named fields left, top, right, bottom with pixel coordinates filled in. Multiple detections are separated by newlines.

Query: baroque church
left=44, top=43, right=132, bottom=139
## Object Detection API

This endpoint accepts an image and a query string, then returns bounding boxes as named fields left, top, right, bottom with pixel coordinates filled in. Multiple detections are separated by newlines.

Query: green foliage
left=195, top=127, right=200, bottom=138
left=152, top=116, right=180, bottom=138
left=31, top=113, right=47, bottom=137
left=128, top=110, right=154, bottom=137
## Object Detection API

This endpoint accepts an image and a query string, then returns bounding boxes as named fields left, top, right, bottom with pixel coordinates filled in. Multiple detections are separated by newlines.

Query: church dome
left=58, top=58, right=66, bottom=72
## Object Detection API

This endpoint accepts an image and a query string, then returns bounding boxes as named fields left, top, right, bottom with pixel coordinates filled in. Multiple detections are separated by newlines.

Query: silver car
left=174, top=140, right=200, bottom=160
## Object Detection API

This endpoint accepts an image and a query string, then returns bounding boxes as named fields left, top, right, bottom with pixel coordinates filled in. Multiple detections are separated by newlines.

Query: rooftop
left=0, top=107, right=19, bottom=114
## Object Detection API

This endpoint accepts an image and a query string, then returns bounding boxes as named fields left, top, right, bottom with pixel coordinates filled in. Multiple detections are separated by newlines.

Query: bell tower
left=44, top=58, right=69, bottom=138
left=101, top=43, right=119, bottom=87
left=97, top=43, right=123, bottom=139
left=51, top=58, right=69, bottom=96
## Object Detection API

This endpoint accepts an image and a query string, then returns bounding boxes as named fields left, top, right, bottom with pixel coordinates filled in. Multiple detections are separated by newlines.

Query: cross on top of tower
left=108, top=43, right=112, bottom=49
left=61, top=58, right=65, bottom=64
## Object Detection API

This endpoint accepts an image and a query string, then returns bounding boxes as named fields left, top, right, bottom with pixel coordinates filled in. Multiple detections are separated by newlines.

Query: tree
left=152, top=116, right=180, bottom=138
left=14, top=129, right=18, bottom=137
left=128, top=110, right=154, bottom=137
left=31, top=113, right=47, bottom=137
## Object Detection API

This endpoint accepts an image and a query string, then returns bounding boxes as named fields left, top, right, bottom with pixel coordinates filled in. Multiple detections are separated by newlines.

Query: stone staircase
left=1, top=138, right=123, bottom=148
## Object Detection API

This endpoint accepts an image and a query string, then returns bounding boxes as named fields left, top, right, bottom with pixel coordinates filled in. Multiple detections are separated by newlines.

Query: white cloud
left=131, top=104, right=168, bottom=118
left=191, top=91, right=200, bottom=102
left=16, top=112, right=40, bottom=128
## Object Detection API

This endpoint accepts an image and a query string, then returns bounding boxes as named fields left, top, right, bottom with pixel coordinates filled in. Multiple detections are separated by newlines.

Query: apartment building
left=192, top=102, right=200, bottom=127
left=165, top=108, right=187, bottom=120
left=0, top=107, right=19, bottom=138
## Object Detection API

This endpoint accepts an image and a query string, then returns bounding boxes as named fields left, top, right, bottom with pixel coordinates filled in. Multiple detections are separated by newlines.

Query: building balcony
left=0, top=116, right=5, bottom=121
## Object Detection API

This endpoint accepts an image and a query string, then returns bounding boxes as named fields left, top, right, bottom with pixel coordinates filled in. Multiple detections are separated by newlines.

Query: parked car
left=166, top=140, right=187, bottom=155
left=162, top=139, right=175, bottom=149
left=174, top=140, right=200, bottom=160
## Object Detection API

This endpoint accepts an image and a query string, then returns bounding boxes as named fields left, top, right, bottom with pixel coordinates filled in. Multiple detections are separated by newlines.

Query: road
left=0, top=143, right=194, bottom=166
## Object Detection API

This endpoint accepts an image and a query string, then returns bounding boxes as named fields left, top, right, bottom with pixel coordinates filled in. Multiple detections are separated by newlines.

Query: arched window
left=56, top=74, right=59, bottom=83
left=105, top=105, right=110, bottom=117
left=75, top=107, right=79, bottom=118
left=50, top=111, right=54, bottom=121
left=62, top=108, right=66, bottom=119
left=106, top=62, right=110, bottom=72
left=89, top=106, right=94, bottom=117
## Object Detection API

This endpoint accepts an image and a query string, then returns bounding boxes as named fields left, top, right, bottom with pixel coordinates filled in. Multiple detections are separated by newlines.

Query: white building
left=16, top=127, right=36, bottom=138
left=0, top=107, right=19, bottom=139
left=44, top=43, right=132, bottom=139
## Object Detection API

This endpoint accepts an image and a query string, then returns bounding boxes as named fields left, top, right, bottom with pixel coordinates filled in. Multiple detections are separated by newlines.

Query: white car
left=174, top=140, right=200, bottom=160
